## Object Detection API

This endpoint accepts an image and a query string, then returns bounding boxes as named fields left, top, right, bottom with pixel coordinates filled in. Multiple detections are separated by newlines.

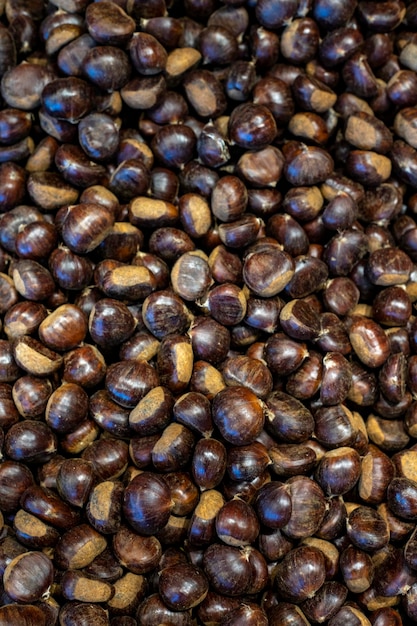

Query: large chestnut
left=123, top=471, right=173, bottom=535
left=274, top=545, right=327, bottom=603
left=159, top=563, right=209, bottom=610
left=3, top=550, right=54, bottom=603
left=212, top=386, right=264, bottom=445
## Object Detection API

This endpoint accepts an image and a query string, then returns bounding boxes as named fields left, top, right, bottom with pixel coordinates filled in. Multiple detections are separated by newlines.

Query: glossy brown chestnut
left=112, top=525, right=161, bottom=577
left=191, top=437, right=226, bottom=490
left=283, top=475, right=326, bottom=539
left=212, top=386, right=264, bottom=446
left=265, top=390, right=314, bottom=443
left=187, top=488, right=224, bottom=548
left=274, top=545, right=326, bottom=603
left=315, top=447, right=361, bottom=496
left=254, top=481, right=292, bottom=529
left=55, top=457, right=95, bottom=511
left=123, top=471, right=173, bottom=535
left=54, top=523, right=107, bottom=570
left=348, top=316, right=391, bottom=368
left=4, top=550, right=54, bottom=603
left=159, top=563, right=209, bottom=611
left=347, top=505, right=390, bottom=552
left=5, top=420, right=57, bottom=464
left=202, top=543, right=254, bottom=597
left=82, top=437, right=128, bottom=481
left=13, top=508, right=60, bottom=549
left=0, top=460, right=34, bottom=513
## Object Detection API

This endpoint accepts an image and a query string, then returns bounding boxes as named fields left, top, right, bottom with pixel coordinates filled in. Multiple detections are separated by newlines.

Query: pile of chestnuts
left=3, top=0, right=417, bottom=624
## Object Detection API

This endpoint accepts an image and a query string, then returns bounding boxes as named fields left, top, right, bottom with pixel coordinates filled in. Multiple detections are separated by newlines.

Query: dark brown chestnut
left=56, top=457, right=95, bottom=509
left=202, top=543, right=253, bottom=596
left=159, top=563, right=209, bottom=611
left=5, top=420, right=57, bottom=464
left=3, top=551, right=54, bottom=603
left=228, top=103, right=277, bottom=150
left=192, top=437, right=226, bottom=490
left=274, top=545, right=326, bottom=603
left=123, top=471, right=173, bottom=535
left=254, top=481, right=292, bottom=529
left=347, top=505, right=390, bottom=552
left=212, top=386, right=264, bottom=446
left=283, top=475, right=326, bottom=539
left=315, top=447, right=361, bottom=496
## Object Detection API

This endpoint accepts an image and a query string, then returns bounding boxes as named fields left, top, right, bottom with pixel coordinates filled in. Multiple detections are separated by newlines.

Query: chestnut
left=215, top=498, right=259, bottom=547
left=45, top=383, right=89, bottom=434
left=0, top=460, right=34, bottom=513
left=340, top=545, right=374, bottom=594
left=105, top=359, right=159, bottom=408
left=107, top=571, right=148, bottom=616
left=269, top=443, right=317, bottom=478
left=159, top=563, right=209, bottom=611
left=12, top=259, right=55, bottom=302
left=142, top=289, right=192, bottom=339
left=137, top=593, right=194, bottom=626
left=113, top=525, right=161, bottom=575
left=123, top=471, right=173, bottom=535
left=4, top=550, right=54, bottom=603
left=347, top=505, right=390, bottom=552
left=162, top=471, right=199, bottom=517
left=13, top=509, right=60, bottom=549
left=87, top=480, right=124, bottom=535
left=41, top=77, right=93, bottom=123
left=82, top=437, right=128, bottom=481
left=63, top=344, right=107, bottom=389
left=268, top=603, right=310, bottom=626
left=387, top=477, right=417, bottom=520
left=173, top=390, right=213, bottom=437
left=301, top=581, right=348, bottom=623
left=243, top=245, right=295, bottom=297
left=358, top=444, right=394, bottom=505
left=192, top=437, right=226, bottom=490
left=275, top=545, right=326, bottom=603
left=5, top=420, right=57, bottom=464
left=61, top=569, right=114, bottom=604
left=20, top=483, right=80, bottom=530
left=254, top=481, right=292, bottom=529
left=54, top=523, right=107, bottom=571
left=56, top=457, right=95, bottom=508
left=228, top=103, right=277, bottom=150
left=286, top=350, right=323, bottom=400
left=283, top=475, right=326, bottom=539
left=58, top=602, right=110, bottom=626
left=212, top=386, right=264, bottom=446
left=348, top=316, right=391, bottom=368
left=202, top=543, right=252, bottom=596
left=188, top=489, right=224, bottom=547
left=157, top=334, right=193, bottom=394
left=315, top=447, right=361, bottom=496
left=279, top=298, right=321, bottom=341
left=190, top=360, right=226, bottom=400
left=0, top=603, right=46, bottom=626
left=265, top=390, right=314, bottom=443
left=320, top=352, right=352, bottom=406
left=152, top=422, right=195, bottom=472
left=89, top=298, right=137, bottom=348
left=85, top=1, right=135, bottom=45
